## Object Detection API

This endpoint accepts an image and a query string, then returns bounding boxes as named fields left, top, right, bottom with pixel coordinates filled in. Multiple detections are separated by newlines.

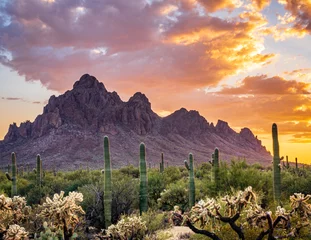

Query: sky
left=1, top=0, right=311, bottom=164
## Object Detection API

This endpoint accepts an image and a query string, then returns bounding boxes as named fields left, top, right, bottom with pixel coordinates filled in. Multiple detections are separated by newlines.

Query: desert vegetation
left=1, top=123, right=311, bottom=239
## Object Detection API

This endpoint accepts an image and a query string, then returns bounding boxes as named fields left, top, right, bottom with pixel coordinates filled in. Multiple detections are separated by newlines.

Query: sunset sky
left=1, top=0, right=311, bottom=163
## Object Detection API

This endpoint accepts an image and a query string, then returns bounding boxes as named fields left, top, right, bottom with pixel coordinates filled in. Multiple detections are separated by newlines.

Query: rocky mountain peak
left=73, top=74, right=107, bottom=92
left=215, top=120, right=236, bottom=135
left=128, top=92, right=151, bottom=107
left=240, top=128, right=255, bottom=140
left=160, top=107, right=209, bottom=137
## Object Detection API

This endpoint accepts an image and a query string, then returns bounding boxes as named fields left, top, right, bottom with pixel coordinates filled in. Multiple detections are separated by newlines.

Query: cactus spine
left=272, top=123, right=281, bottom=203
left=6, top=152, right=17, bottom=196
left=103, top=136, right=112, bottom=228
left=160, top=152, right=164, bottom=173
left=184, top=153, right=195, bottom=208
left=36, top=154, right=42, bottom=187
left=139, top=143, right=148, bottom=215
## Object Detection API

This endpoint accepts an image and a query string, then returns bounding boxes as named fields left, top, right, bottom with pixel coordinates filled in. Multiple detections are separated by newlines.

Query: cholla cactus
left=0, top=195, right=30, bottom=234
left=107, top=216, right=147, bottom=240
left=222, top=186, right=256, bottom=216
left=34, top=222, right=70, bottom=240
left=186, top=186, right=258, bottom=239
left=246, top=204, right=291, bottom=239
left=38, top=191, right=85, bottom=240
left=4, top=224, right=28, bottom=240
left=188, top=198, right=219, bottom=229
left=290, top=193, right=311, bottom=218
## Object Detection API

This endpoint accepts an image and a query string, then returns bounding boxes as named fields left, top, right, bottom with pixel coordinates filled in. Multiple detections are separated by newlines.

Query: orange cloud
left=197, top=0, right=242, bottom=12
left=251, top=0, right=271, bottom=10
left=218, top=75, right=310, bottom=95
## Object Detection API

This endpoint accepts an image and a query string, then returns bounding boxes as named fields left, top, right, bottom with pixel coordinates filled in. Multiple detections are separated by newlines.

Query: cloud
left=272, top=0, right=311, bottom=40
left=283, top=68, right=311, bottom=81
left=0, top=0, right=274, bottom=93
left=1, top=97, right=22, bottom=101
left=289, top=132, right=311, bottom=143
left=251, top=0, right=271, bottom=10
left=197, top=0, right=242, bottom=12
left=218, top=75, right=310, bottom=95
left=1, top=96, right=42, bottom=103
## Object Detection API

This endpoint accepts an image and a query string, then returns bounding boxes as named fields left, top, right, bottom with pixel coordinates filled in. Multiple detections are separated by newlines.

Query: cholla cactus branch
left=4, top=224, right=28, bottom=240
left=38, top=191, right=84, bottom=240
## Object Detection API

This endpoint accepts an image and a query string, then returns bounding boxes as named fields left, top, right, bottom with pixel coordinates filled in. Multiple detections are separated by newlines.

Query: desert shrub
left=163, top=166, right=184, bottom=185
left=111, top=172, right=139, bottom=223
left=78, top=171, right=139, bottom=228
left=141, top=210, right=170, bottom=234
left=148, top=170, right=166, bottom=208
left=158, top=180, right=188, bottom=212
left=119, top=165, right=139, bottom=178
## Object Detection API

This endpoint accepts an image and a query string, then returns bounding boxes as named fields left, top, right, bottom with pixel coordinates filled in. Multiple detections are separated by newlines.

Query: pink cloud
left=0, top=0, right=274, bottom=93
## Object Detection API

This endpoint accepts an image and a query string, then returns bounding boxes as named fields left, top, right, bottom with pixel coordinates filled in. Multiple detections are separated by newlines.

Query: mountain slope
left=0, top=74, right=271, bottom=170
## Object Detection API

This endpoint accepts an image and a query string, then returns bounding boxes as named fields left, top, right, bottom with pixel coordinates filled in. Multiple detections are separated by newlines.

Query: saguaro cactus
left=36, top=154, right=42, bottom=187
left=295, top=157, right=298, bottom=170
left=103, top=136, right=112, bottom=228
left=210, top=148, right=220, bottom=188
left=272, top=123, right=281, bottom=203
left=139, top=143, right=148, bottom=215
left=6, top=152, right=17, bottom=196
left=160, top=152, right=164, bottom=173
left=184, top=153, right=195, bottom=208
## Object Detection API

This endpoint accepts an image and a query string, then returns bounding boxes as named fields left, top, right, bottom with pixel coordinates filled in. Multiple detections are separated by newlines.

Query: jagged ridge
left=0, top=74, right=271, bottom=170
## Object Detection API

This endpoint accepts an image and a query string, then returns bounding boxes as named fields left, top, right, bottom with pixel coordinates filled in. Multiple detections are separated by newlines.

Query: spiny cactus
left=4, top=224, right=28, bottom=240
left=210, top=148, right=220, bottom=188
left=36, top=155, right=42, bottom=187
left=6, top=152, right=17, bottom=197
left=184, top=153, right=195, bottom=208
left=38, top=191, right=84, bottom=240
left=272, top=123, right=281, bottom=203
left=160, top=152, right=164, bottom=173
left=103, top=136, right=112, bottom=228
left=35, top=222, right=69, bottom=240
left=295, top=157, right=298, bottom=171
left=107, top=216, right=147, bottom=239
left=139, top=143, right=148, bottom=215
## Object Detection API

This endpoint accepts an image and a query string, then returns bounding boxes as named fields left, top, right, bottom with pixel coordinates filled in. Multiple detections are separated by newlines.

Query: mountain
left=0, top=74, right=271, bottom=170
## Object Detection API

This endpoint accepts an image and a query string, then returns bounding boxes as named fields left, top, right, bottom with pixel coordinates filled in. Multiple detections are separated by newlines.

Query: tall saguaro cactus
left=6, top=152, right=17, bottom=196
left=160, top=152, right=164, bottom=173
left=295, top=157, right=298, bottom=171
left=103, top=136, right=112, bottom=228
left=210, top=148, right=220, bottom=188
left=185, top=153, right=195, bottom=208
left=36, top=154, right=42, bottom=187
left=139, top=143, right=148, bottom=215
left=272, top=123, right=281, bottom=203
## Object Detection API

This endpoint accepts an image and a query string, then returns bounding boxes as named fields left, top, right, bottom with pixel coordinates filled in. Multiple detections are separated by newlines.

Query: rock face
left=0, top=74, right=271, bottom=170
